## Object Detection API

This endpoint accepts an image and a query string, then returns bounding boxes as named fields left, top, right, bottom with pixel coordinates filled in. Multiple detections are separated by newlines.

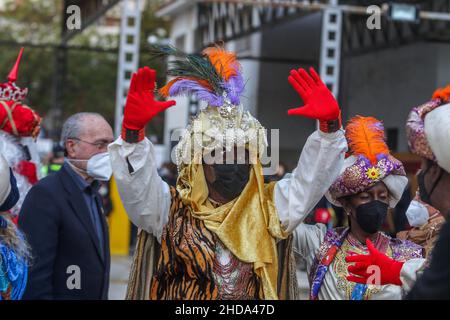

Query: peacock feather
left=150, top=44, right=245, bottom=107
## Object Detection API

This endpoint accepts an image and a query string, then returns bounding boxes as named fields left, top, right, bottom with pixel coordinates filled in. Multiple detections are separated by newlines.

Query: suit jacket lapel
left=59, top=165, right=105, bottom=265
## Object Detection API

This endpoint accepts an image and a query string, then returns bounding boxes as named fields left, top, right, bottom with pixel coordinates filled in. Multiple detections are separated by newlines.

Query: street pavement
left=108, top=255, right=132, bottom=300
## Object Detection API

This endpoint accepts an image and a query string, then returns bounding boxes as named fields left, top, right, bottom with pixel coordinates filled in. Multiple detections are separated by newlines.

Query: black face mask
left=417, top=163, right=443, bottom=207
left=355, top=200, right=389, bottom=234
left=211, top=163, right=250, bottom=202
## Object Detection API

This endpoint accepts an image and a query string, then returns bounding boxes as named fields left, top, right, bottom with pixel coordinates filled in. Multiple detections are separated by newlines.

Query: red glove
left=345, top=239, right=404, bottom=286
left=122, top=67, right=176, bottom=143
left=287, top=67, right=341, bottom=133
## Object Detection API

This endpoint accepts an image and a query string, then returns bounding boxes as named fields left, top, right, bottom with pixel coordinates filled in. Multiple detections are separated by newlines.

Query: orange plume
left=345, top=116, right=389, bottom=165
left=159, top=76, right=213, bottom=97
left=202, top=46, right=239, bottom=81
left=432, top=85, right=450, bottom=102
left=159, top=78, right=178, bottom=97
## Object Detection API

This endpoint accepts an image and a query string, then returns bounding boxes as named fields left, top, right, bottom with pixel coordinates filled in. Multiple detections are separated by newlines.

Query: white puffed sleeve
left=109, top=137, right=171, bottom=243
left=274, top=129, right=347, bottom=233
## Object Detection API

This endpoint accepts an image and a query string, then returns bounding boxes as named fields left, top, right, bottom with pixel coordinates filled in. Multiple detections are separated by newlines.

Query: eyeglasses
left=69, top=137, right=113, bottom=150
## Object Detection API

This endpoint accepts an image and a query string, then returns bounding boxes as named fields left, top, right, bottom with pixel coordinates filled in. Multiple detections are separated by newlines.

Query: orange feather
left=345, top=116, right=389, bottom=165
left=159, top=78, right=178, bottom=97
left=159, top=76, right=213, bottom=97
left=432, top=85, right=450, bottom=101
left=202, top=46, right=239, bottom=81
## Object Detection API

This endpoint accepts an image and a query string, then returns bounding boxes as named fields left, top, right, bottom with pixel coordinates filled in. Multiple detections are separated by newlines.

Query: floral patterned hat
left=406, top=85, right=450, bottom=173
left=326, top=116, right=407, bottom=208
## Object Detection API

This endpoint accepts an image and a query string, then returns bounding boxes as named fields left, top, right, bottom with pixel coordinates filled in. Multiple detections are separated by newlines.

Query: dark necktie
left=88, top=186, right=105, bottom=259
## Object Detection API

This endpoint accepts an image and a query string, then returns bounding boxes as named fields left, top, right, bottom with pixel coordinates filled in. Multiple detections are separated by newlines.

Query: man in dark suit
left=19, top=112, right=114, bottom=299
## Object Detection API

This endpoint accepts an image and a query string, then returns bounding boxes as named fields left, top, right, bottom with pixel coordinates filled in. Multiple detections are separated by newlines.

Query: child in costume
left=293, top=116, right=424, bottom=300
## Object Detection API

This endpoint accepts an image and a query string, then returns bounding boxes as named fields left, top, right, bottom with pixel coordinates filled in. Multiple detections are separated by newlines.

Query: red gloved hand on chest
left=346, top=239, right=405, bottom=286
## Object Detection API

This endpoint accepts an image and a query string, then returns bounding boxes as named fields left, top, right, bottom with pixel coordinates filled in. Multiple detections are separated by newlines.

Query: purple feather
left=359, top=155, right=372, bottom=167
left=223, top=72, right=245, bottom=105
left=370, top=121, right=385, bottom=132
left=376, top=153, right=388, bottom=162
left=169, top=79, right=223, bottom=106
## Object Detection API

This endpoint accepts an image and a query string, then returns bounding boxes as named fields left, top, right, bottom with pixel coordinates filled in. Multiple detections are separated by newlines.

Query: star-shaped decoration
left=366, top=167, right=381, bottom=180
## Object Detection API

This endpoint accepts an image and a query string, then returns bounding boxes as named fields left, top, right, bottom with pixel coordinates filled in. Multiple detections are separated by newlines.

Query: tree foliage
left=0, top=0, right=171, bottom=142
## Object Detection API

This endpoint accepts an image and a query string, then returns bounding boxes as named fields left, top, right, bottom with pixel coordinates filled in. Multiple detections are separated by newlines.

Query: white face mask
left=406, top=200, right=430, bottom=228
left=69, top=152, right=112, bottom=181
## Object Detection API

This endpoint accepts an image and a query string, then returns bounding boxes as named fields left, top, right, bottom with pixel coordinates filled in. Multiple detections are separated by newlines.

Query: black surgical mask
left=212, top=163, right=250, bottom=202
left=417, top=163, right=443, bottom=207
left=355, top=200, right=389, bottom=234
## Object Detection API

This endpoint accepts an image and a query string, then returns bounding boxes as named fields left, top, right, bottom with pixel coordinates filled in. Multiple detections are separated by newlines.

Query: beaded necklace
left=212, top=239, right=255, bottom=299
left=207, top=198, right=257, bottom=299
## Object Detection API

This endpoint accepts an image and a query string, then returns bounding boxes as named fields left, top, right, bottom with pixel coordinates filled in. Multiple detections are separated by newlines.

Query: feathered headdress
left=345, top=116, right=389, bottom=165
left=150, top=44, right=245, bottom=107
left=152, top=44, right=266, bottom=171
left=327, top=115, right=406, bottom=208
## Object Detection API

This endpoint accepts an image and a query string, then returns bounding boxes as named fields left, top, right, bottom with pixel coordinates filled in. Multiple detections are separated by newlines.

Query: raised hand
left=287, top=67, right=341, bottom=133
left=345, top=239, right=404, bottom=286
left=122, top=67, right=176, bottom=142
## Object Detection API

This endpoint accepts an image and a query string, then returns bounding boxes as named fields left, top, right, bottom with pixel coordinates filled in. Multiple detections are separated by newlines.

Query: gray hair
left=60, top=112, right=102, bottom=147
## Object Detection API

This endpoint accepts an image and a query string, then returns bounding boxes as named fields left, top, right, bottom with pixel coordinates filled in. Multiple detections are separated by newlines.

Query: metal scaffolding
left=193, top=0, right=450, bottom=100
left=114, top=0, right=142, bottom=137
left=319, top=0, right=342, bottom=98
